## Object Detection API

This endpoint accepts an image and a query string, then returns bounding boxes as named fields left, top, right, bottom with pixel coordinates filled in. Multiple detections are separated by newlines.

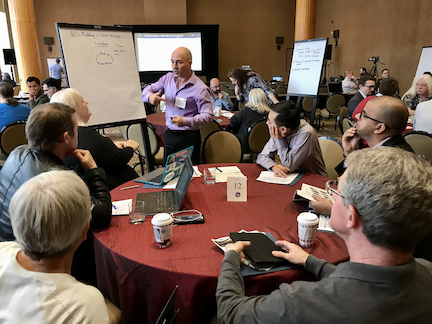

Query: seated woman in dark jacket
left=51, top=89, right=139, bottom=190
left=229, top=88, right=270, bottom=153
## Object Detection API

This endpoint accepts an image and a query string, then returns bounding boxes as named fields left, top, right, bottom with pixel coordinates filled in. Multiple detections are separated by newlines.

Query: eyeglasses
left=325, top=180, right=344, bottom=199
left=359, top=110, right=387, bottom=128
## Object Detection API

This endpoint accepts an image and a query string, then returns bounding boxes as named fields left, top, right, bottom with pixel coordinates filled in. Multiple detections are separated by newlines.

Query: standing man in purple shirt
left=141, top=47, right=213, bottom=164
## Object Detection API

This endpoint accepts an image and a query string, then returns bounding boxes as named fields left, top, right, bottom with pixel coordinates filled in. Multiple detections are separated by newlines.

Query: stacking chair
left=275, top=87, right=287, bottom=100
left=202, top=130, right=242, bottom=163
left=200, top=120, right=220, bottom=146
left=318, top=136, right=344, bottom=180
left=322, top=94, right=346, bottom=131
left=127, top=123, right=164, bottom=175
left=302, top=97, right=321, bottom=129
left=403, top=131, right=432, bottom=162
left=342, top=117, right=355, bottom=134
left=338, top=106, right=348, bottom=134
left=244, top=119, right=269, bottom=162
left=0, top=121, right=28, bottom=156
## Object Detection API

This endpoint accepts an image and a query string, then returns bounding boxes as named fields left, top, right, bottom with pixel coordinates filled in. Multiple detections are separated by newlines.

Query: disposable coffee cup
left=151, top=213, right=173, bottom=248
left=297, top=212, right=319, bottom=248
left=214, top=107, right=222, bottom=117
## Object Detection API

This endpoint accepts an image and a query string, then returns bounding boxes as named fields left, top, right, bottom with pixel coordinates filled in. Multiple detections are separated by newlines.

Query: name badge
left=175, top=97, right=187, bottom=109
left=227, top=176, right=247, bottom=202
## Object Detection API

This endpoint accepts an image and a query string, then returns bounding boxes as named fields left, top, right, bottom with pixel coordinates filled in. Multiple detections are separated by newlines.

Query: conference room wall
left=187, top=0, right=296, bottom=82
left=33, top=0, right=188, bottom=80
left=315, top=0, right=432, bottom=94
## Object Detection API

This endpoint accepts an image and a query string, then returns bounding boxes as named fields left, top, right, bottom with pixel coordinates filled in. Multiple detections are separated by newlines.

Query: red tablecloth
left=94, top=164, right=348, bottom=324
left=147, top=112, right=232, bottom=146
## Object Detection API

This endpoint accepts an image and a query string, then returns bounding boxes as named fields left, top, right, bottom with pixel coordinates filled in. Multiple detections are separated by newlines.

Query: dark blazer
left=381, top=135, right=414, bottom=153
left=335, top=135, right=414, bottom=176
left=229, top=106, right=268, bottom=153
left=347, top=91, right=365, bottom=117
left=64, top=126, right=138, bottom=190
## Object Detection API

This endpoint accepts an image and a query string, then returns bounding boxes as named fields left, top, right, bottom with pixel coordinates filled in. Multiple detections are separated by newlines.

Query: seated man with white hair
left=0, top=171, right=109, bottom=323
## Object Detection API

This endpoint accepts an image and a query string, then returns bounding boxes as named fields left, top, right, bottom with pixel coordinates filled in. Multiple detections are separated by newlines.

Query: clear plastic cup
left=129, top=201, right=145, bottom=225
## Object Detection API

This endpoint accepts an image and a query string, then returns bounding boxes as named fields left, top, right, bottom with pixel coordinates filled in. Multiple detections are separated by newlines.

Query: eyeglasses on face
left=325, top=180, right=345, bottom=199
left=359, top=110, right=387, bottom=127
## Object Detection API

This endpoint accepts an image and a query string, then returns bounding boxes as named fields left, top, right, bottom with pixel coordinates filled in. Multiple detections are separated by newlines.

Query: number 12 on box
left=227, top=176, right=247, bottom=202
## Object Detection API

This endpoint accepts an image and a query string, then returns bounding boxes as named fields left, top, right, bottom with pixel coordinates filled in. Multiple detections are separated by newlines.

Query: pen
left=273, top=164, right=286, bottom=173
left=215, top=167, right=223, bottom=173
left=120, top=184, right=141, bottom=190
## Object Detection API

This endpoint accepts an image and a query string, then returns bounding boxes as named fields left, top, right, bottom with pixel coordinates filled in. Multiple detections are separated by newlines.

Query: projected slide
left=135, top=32, right=202, bottom=72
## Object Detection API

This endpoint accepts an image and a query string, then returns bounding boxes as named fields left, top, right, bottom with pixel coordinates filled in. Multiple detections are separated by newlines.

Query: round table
left=147, top=112, right=233, bottom=146
left=93, top=164, right=348, bottom=324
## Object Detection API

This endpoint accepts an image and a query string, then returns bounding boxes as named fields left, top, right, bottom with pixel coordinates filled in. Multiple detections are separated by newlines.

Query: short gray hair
left=9, top=171, right=92, bottom=260
left=343, top=147, right=432, bottom=252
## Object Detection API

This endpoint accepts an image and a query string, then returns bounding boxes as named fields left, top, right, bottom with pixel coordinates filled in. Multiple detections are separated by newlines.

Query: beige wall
left=33, top=0, right=146, bottom=79
left=32, top=0, right=295, bottom=82
left=315, top=0, right=432, bottom=94
left=187, top=0, right=295, bottom=81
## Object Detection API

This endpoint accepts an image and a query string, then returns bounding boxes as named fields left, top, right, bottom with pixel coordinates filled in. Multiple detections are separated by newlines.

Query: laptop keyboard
left=149, top=191, right=176, bottom=213
left=148, top=173, right=164, bottom=184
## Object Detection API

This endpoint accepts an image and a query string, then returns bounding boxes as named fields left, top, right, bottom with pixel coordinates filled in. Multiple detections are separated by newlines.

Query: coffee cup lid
left=297, top=212, right=319, bottom=225
left=152, top=213, right=173, bottom=226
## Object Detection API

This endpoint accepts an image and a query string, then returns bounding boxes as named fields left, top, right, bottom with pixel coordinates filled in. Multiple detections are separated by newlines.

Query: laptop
left=327, top=82, right=343, bottom=94
left=135, top=146, right=193, bottom=186
left=136, top=156, right=193, bottom=215
left=155, top=285, right=179, bottom=324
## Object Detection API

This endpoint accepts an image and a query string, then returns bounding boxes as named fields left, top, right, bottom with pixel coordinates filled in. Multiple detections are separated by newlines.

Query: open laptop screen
left=175, top=157, right=194, bottom=208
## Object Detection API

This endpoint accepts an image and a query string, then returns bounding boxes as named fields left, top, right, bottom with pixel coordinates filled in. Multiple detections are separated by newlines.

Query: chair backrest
left=238, top=101, right=246, bottom=110
left=200, top=120, right=220, bottom=144
left=275, top=87, right=287, bottom=95
left=248, top=119, right=270, bottom=153
left=127, top=123, right=160, bottom=157
left=202, top=130, right=242, bottom=163
left=318, top=136, right=344, bottom=180
left=342, top=117, right=355, bottom=133
left=326, top=94, right=345, bottom=114
left=338, top=106, right=348, bottom=133
left=403, top=131, right=432, bottom=162
left=302, top=97, right=314, bottom=113
left=0, top=121, right=27, bottom=155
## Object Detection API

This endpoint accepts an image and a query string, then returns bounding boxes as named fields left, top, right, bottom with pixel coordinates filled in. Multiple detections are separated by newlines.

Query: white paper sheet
left=256, top=171, right=299, bottom=185
left=112, top=199, right=132, bottom=215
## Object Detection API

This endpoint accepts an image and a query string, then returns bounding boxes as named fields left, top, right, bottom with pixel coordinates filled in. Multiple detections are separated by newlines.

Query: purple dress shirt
left=142, top=72, right=213, bottom=131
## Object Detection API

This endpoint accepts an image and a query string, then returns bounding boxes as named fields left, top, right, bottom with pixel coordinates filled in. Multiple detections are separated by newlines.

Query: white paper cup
left=214, top=107, right=222, bottom=117
left=151, top=213, right=173, bottom=248
left=297, top=212, right=319, bottom=247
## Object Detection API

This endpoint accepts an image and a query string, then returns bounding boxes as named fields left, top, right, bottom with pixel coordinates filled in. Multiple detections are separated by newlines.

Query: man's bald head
left=171, top=47, right=193, bottom=79
left=370, top=97, right=409, bottom=134
left=210, top=78, right=221, bottom=94
left=172, top=47, right=192, bottom=62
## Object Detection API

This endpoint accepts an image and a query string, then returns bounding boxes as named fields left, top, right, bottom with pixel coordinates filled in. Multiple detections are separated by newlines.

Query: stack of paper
left=294, top=183, right=334, bottom=202
left=256, top=171, right=299, bottom=185
left=221, top=110, right=235, bottom=119
left=210, top=166, right=246, bottom=183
